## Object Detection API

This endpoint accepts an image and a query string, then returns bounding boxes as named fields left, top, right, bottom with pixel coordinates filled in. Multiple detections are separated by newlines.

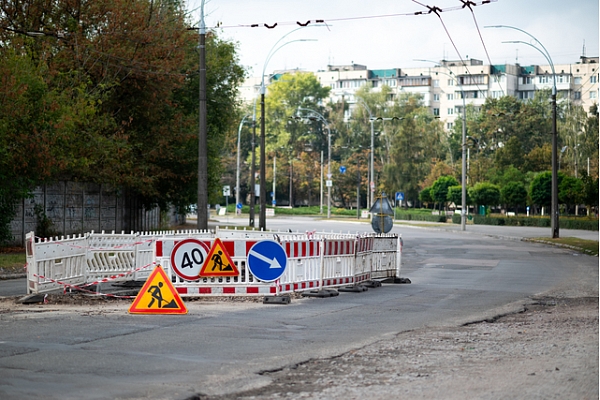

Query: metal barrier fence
left=25, top=228, right=402, bottom=297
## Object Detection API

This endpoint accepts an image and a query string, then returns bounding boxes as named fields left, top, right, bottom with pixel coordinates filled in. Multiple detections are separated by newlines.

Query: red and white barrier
left=25, top=229, right=402, bottom=297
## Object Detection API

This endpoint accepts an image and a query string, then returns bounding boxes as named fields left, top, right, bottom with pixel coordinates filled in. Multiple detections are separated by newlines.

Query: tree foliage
left=430, top=176, right=459, bottom=210
left=500, top=181, right=528, bottom=214
left=0, top=0, right=245, bottom=216
left=469, top=182, right=501, bottom=207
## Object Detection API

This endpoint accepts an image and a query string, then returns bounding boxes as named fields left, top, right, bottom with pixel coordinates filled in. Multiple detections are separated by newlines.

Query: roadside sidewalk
left=203, top=213, right=598, bottom=242
left=392, top=219, right=599, bottom=241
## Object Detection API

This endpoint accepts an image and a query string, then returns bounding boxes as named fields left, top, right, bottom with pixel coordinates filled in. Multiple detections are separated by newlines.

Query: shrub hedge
left=451, top=214, right=598, bottom=231
left=395, top=213, right=447, bottom=223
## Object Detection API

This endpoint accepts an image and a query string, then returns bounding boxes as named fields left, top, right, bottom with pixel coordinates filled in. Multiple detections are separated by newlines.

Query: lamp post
left=236, top=115, right=249, bottom=214
left=296, top=108, right=332, bottom=218
left=259, top=33, right=318, bottom=230
left=196, top=0, right=208, bottom=230
left=415, top=59, right=467, bottom=231
left=354, top=98, right=375, bottom=207
left=486, top=25, right=559, bottom=238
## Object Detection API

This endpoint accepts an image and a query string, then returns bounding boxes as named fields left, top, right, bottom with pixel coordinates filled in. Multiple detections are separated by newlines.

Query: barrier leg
left=338, top=285, right=368, bottom=292
left=263, top=295, right=291, bottom=304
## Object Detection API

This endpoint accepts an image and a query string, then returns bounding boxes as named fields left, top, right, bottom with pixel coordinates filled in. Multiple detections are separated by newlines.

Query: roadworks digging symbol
left=200, top=238, right=239, bottom=277
left=129, top=265, right=187, bottom=315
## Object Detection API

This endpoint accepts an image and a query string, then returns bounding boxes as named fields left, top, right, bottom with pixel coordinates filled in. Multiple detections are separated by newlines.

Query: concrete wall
left=9, top=182, right=184, bottom=246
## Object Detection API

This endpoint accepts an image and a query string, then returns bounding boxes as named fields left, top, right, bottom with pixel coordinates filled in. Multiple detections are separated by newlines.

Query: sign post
left=395, top=191, right=404, bottom=220
left=223, top=185, right=230, bottom=212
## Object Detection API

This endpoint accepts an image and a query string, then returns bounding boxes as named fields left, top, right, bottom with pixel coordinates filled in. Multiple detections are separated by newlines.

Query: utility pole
left=197, top=0, right=208, bottom=230
left=259, top=87, right=266, bottom=230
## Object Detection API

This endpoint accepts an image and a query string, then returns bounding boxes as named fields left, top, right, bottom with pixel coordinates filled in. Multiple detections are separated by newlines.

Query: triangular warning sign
left=199, top=238, right=239, bottom=277
left=129, top=265, right=187, bottom=314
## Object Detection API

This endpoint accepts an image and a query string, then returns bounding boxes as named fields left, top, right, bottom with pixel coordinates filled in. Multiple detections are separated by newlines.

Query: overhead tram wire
left=411, top=0, right=489, bottom=98
left=460, top=0, right=506, bottom=96
left=207, top=0, right=496, bottom=30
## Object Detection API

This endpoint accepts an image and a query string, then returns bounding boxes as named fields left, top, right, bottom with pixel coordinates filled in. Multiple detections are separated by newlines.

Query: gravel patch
left=192, top=297, right=598, bottom=400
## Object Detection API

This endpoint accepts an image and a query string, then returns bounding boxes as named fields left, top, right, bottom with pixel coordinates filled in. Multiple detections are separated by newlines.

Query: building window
left=574, top=91, right=581, bottom=100
left=539, top=76, right=550, bottom=84
left=447, top=93, right=454, bottom=100
left=574, top=77, right=582, bottom=85
left=591, top=91, right=597, bottom=99
left=433, top=79, right=440, bottom=87
left=433, top=93, right=440, bottom=101
left=433, top=108, right=440, bottom=116
left=519, top=91, right=534, bottom=99
left=522, top=76, right=532, bottom=85
left=460, top=75, right=486, bottom=85
left=446, top=122, right=454, bottom=130
left=448, top=79, right=454, bottom=86
left=447, top=108, right=454, bottom=115
left=492, top=91, right=502, bottom=98
left=591, top=75, right=598, bottom=84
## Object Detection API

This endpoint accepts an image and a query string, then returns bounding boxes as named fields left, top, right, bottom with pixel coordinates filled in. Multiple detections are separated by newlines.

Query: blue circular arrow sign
left=247, top=240, right=288, bottom=282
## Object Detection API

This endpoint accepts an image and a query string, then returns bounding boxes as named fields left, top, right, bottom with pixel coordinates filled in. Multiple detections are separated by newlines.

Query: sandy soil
left=195, top=297, right=598, bottom=400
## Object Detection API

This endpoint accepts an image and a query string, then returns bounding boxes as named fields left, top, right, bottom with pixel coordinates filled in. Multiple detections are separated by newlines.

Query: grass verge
left=0, top=252, right=27, bottom=276
left=528, top=237, right=599, bottom=257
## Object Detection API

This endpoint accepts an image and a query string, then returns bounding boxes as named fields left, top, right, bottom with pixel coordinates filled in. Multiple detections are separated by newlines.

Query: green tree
left=447, top=185, right=471, bottom=208
left=469, top=182, right=501, bottom=211
left=0, top=0, right=245, bottom=219
left=530, top=171, right=565, bottom=210
left=419, top=186, right=433, bottom=207
left=430, top=176, right=459, bottom=211
left=579, top=170, right=599, bottom=216
left=419, top=186, right=433, bottom=208
left=559, top=176, right=584, bottom=215
left=500, top=182, right=528, bottom=215
left=264, top=72, right=330, bottom=207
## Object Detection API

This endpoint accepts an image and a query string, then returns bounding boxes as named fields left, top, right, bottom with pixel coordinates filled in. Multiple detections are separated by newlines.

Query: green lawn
left=0, top=252, right=26, bottom=275
left=529, top=237, right=599, bottom=257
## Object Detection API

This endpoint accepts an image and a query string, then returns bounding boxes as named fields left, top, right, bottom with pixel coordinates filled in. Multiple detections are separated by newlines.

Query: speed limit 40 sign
left=170, top=238, right=210, bottom=280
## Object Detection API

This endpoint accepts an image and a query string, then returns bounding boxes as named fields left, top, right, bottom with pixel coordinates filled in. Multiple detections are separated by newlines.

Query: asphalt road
left=0, top=217, right=597, bottom=399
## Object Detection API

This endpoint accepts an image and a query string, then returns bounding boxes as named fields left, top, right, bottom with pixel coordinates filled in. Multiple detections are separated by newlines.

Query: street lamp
left=197, top=0, right=208, bottom=230
left=485, top=25, right=559, bottom=238
left=296, top=108, right=332, bottom=218
left=353, top=98, right=376, bottom=206
left=259, top=31, right=319, bottom=230
left=415, top=59, right=468, bottom=232
left=236, top=115, right=250, bottom=215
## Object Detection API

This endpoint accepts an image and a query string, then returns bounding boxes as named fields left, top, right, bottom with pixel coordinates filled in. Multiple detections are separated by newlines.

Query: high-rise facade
left=241, top=57, right=599, bottom=130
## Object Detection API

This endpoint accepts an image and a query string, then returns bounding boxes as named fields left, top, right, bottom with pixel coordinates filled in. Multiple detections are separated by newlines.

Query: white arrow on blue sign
left=247, top=240, right=288, bottom=282
left=395, top=192, right=404, bottom=201
left=339, top=166, right=346, bottom=174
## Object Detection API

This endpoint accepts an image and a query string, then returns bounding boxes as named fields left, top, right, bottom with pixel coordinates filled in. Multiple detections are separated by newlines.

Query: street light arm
left=502, top=40, right=556, bottom=92
left=261, top=40, right=317, bottom=94
left=485, top=25, right=553, bottom=64
left=486, top=25, right=556, bottom=93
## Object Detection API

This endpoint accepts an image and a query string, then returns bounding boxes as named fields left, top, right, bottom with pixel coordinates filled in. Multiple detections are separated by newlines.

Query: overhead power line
left=207, top=0, right=497, bottom=30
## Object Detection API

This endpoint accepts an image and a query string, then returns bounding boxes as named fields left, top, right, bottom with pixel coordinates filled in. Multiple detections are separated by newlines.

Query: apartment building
left=240, top=57, right=599, bottom=130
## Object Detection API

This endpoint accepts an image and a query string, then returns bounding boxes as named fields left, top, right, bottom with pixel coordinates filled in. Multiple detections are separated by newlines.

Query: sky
left=186, top=0, right=599, bottom=76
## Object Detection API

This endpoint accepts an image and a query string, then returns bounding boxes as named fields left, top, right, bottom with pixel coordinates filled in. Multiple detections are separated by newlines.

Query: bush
left=395, top=213, right=447, bottom=223
left=468, top=215, right=597, bottom=230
